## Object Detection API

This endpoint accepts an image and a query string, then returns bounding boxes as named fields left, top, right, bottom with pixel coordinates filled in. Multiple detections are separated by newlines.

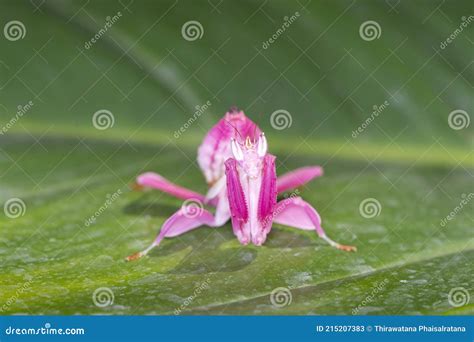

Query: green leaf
left=0, top=0, right=472, bottom=315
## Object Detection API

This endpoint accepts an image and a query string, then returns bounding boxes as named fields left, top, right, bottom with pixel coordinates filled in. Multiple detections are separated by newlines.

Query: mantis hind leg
left=272, top=197, right=356, bottom=252
left=126, top=205, right=226, bottom=261
left=276, top=166, right=323, bottom=194
left=135, top=172, right=207, bottom=203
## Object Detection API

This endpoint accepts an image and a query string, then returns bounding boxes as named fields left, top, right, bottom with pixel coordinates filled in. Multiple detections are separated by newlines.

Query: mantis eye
left=231, top=138, right=244, bottom=161
left=257, top=133, right=267, bottom=157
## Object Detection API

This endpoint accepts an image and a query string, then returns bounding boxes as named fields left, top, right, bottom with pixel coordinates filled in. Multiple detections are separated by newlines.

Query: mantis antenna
left=224, top=118, right=244, bottom=142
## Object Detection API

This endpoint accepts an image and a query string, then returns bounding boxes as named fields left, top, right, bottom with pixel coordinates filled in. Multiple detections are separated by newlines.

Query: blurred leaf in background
left=0, top=0, right=472, bottom=315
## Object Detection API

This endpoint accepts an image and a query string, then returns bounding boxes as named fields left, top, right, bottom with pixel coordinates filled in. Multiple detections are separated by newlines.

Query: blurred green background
left=0, top=0, right=472, bottom=315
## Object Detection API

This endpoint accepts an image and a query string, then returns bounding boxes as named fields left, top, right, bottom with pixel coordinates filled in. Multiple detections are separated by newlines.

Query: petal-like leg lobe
left=277, top=166, right=323, bottom=194
left=126, top=206, right=222, bottom=261
left=273, top=197, right=356, bottom=252
left=136, top=172, right=206, bottom=203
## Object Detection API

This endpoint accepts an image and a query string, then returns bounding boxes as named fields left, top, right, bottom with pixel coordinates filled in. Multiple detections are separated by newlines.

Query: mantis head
left=230, top=133, right=267, bottom=179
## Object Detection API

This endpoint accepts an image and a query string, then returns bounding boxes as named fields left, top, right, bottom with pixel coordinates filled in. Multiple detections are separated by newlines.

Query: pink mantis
left=126, top=108, right=356, bottom=261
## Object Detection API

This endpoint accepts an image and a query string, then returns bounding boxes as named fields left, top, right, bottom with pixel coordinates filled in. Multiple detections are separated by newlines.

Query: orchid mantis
left=126, top=108, right=356, bottom=261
